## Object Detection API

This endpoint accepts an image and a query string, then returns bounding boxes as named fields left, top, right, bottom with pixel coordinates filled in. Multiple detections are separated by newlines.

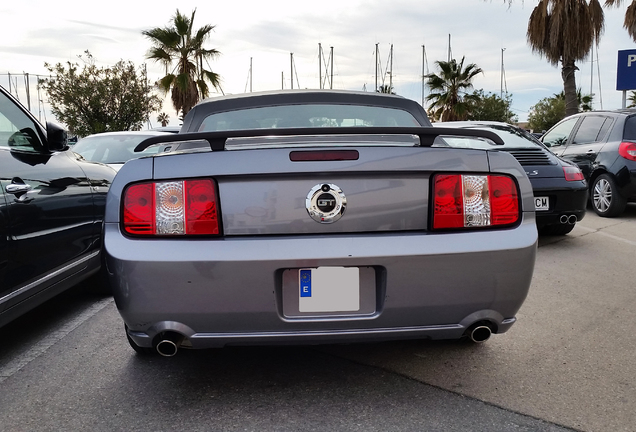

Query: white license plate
left=299, top=267, right=360, bottom=313
left=535, top=197, right=549, bottom=211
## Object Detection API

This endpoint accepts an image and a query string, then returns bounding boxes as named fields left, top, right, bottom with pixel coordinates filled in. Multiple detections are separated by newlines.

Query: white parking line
left=0, top=297, right=114, bottom=383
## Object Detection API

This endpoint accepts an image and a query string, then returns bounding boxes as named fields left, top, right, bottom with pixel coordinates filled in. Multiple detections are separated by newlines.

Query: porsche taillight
left=432, top=174, right=520, bottom=230
left=563, top=165, right=584, bottom=181
left=123, top=179, right=220, bottom=236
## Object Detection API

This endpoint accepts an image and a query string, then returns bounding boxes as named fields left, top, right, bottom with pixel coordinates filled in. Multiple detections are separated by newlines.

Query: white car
left=73, top=131, right=171, bottom=171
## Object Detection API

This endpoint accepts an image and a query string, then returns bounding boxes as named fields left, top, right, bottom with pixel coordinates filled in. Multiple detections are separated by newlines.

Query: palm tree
left=424, top=57, right=483, bottom=122
left=376, top=84, right=396, bottom=94
left=157, top=112, right=170, bottom=127
left=554, top=89, right=595, bottom=111
left=142, top=9, right=222, bottom=117
left=595, top=1, right=636, bottom=40
left=526, top=0, right=604, bottom=117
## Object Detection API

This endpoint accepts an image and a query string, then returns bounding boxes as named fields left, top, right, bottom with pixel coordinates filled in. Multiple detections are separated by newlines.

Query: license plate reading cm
left=535, top=197, right=549, bottom=211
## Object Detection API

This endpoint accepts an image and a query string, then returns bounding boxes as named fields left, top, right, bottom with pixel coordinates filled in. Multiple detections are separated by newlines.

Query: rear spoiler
left=134, top=126, right=504, bottom=152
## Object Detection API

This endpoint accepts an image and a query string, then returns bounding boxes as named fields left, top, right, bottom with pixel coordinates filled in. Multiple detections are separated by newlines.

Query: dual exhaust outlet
left=559, top=214, right=578, bottom=225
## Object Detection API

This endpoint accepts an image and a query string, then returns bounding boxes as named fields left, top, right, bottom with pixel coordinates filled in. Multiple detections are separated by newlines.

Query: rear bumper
left=613, top=166, right=636, bottom=200
left=105, top=217, right=537, bottom=348
left=529, top=178, right=588, bottom=227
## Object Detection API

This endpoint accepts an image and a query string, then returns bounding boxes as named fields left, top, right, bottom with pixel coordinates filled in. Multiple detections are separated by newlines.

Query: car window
left=436, top=124, right=543, bottom=150
left=572, top=116, right=611, bottom=144
left=541, top=117, right=578, bottom=149
left=73, top=134, right=161, bottom=164
left=0, top=91, right=43, bottom=152
left=623, top=116, right=636, bottom=141
left=197, top=104, right=421, bottom=132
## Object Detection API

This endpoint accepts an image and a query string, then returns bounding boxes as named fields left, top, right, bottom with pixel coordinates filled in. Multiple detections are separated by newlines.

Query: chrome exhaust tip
left=560, top=215, right=569, bottom=224
left=155, top=332, right=185, bottom=357
left=568, top=215, right=577, bottom=225
left=469, top=325, right=492, bottom=343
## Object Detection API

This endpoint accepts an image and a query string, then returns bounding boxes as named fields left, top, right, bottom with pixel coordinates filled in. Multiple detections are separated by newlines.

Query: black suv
left=0, top=85, right=116, bottom=327
left=541, top=109, right=636, bottom=217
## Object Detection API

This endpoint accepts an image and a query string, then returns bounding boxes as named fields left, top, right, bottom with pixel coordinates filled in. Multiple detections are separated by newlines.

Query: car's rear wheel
left=125, top=325, right=155, bottom=356
left=539, top=223, right=575, bottom=236
left=591, top=174, right=626, bottom=217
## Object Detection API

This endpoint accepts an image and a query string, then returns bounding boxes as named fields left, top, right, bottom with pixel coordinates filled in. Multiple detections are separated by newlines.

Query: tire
left=539, top=223, right=575, bottom=236
left=591, top=174, right=627, bottom=217
left=125, top=326, right=155, bottom=356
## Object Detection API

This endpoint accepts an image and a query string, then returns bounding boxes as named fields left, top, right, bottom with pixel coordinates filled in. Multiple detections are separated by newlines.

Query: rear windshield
left=624, top=116, right=636, bottom=141
left=197, top=104, right=421, bottom=132
left=437, top=124, right=544, bottom=150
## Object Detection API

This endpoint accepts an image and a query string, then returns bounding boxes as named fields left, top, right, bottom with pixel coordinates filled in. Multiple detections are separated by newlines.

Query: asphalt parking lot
left=0, top=206, right=634, bottom=431
left=321, top=206, right=636, bottom=431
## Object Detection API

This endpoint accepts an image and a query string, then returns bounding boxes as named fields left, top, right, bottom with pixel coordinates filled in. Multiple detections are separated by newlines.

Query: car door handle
left=586, top=149, right=595, bottom=154
left=6, top=183, right=32, bottom=194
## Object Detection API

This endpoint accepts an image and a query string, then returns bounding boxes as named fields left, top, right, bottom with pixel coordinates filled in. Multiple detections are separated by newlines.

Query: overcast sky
left=1, top=0, right=635, bottom=127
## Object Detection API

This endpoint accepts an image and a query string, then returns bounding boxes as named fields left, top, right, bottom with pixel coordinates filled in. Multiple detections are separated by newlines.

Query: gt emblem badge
left=306, top=183, right=347, bottom=224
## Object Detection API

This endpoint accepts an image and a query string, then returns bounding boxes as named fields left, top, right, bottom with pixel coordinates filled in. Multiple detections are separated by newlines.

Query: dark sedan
left=435, top=121, right=588, bottom=235
left=0, top=85, right=116, bottom=327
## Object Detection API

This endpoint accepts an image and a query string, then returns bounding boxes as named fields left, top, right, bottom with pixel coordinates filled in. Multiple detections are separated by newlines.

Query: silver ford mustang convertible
left=104, top=90, right=537, bottom=356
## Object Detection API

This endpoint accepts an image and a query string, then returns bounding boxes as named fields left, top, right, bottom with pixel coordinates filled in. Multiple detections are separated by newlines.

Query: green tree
left=39, top=51, right=162, bottom=137
left=376, top=84, right=396, bottom=94
left=627, top=91, right=636, bottom=107
left=527, top=96, right=566, bottom=132
left=157, top=112, right=170, bottom=126
left=425, top=56, right=483, bottom=122
left=143, top=9, right=222, bottom=117
left=554, top=89, right=595, bottom=111
left=465, top=90, right=518, bottom=123
left=526, top=0, right=604, bottom=117
left=504, top=0, right=636, bottom=116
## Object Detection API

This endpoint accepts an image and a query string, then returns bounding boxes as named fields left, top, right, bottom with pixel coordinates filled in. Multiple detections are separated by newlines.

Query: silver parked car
left=104, top=90, right=537, bottom=356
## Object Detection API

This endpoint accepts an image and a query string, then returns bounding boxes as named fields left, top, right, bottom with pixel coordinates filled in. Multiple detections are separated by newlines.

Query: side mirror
left=45, top=121, right=68, bottom=151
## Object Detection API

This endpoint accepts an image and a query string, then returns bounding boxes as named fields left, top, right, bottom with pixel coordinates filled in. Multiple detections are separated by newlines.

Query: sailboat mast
left=375, top=43, right=379, bottom=92
left=389, top=44, right=393, bottom=91
left=319, top=43, right=322, bottom=89
left=330, top=46, right=334, bottom=89
left=422, top=45, right=426, bottom=107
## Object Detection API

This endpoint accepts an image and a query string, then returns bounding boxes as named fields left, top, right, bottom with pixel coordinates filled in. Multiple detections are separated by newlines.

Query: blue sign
left=616, top=49, right=636, bottom=90
left=300, top=269, right=312, bottom=297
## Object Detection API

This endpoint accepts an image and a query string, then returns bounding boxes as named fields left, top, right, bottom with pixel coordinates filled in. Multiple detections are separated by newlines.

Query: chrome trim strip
left=10, top=221, right=93, bottom=241
left=0, top=250, right=99, bottom=304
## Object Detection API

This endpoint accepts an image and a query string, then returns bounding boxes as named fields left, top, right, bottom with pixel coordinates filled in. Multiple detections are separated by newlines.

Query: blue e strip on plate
left=300, top=269, right=312, bottom=297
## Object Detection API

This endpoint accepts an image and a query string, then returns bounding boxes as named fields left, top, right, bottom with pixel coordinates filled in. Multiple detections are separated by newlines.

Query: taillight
left=619, top=141, right=636, bottom=161
left=563, top=165, right=584, bottom=181
left=432, top=174, right=519, bottom=229
left=123, top=179, right=220, bottom=236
